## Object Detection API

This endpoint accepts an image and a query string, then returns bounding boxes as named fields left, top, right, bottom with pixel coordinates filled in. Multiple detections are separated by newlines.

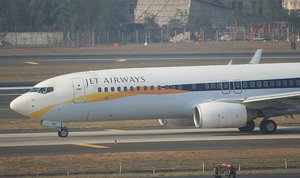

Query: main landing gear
left=259, top=119, right=277, bottom=133
left=58, top=127, right=69, bottom=137
left=238, top=119, right=277, bottom=134
left=238, top=120, right=255, bottom=133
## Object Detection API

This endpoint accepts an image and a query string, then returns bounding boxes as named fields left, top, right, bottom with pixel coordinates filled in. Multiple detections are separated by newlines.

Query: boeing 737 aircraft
left=10, top=50, right=300, bottom=137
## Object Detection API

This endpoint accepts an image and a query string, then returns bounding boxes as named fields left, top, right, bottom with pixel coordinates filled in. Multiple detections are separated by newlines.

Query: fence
left=1, top=27, right=299, bottom=47
left=1, top=156, right=299, bottom=177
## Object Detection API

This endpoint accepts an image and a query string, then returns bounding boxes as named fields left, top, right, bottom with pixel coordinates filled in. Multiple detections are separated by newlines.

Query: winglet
left=249, top=49, right=262, bottom=64
left=228, top=60, right=233, bottom=65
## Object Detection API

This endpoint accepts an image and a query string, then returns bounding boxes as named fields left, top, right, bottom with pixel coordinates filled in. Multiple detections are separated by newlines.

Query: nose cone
left=10, top=95, right=29, bottom=117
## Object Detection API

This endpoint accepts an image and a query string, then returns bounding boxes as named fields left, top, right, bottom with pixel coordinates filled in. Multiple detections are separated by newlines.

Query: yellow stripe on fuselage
left=30, top=104, right=58, bottom=119
left=32, top=88, right=187, bottom=119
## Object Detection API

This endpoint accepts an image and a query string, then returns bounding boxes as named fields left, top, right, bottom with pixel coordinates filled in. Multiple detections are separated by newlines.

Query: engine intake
left=193, top=102, right=249, bottom=128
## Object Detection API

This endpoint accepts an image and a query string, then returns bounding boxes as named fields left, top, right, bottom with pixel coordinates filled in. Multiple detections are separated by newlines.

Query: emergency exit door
left=72, top=78, right=86, bottom=103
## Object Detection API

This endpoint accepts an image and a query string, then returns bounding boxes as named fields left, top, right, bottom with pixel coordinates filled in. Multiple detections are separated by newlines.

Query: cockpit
left=29, top=87, right=54, bottom=94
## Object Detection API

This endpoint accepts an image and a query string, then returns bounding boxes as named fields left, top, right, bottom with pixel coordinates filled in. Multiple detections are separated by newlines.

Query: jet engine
left=193, top=102, right=253, bottom=128
left=159, top=118, right=194, bottom=127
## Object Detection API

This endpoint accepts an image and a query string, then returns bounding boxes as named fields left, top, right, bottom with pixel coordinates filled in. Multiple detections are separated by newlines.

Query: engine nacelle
left=193, top=102, right=249, bottom=128
left=159, top=118, right=194, bottom=127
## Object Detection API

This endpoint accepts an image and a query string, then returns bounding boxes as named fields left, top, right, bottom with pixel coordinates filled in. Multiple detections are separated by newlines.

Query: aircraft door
left=72, top=78, right=86, bottom=103
left=221, top=81, right=230, bottom=94
left=233, top=80, right=242, bottom=94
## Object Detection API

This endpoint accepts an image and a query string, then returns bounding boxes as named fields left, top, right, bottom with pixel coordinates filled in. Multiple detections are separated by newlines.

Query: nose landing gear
left=58, top=128, right=69, bottom=137
left=40, top=120, right=69, bottom=138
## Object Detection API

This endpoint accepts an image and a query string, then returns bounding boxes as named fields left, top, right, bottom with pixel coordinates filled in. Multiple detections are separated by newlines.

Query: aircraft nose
left=10, top=95, right=29, bottom=117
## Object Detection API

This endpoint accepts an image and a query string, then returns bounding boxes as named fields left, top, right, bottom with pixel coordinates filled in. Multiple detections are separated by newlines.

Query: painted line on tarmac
left=74, top=143, right=110, bottom=149
left=115, top=58, right=128, bottom=63
left=24, top=61, right=39, bottom=65
left=105, top=129, right=124, bottom=132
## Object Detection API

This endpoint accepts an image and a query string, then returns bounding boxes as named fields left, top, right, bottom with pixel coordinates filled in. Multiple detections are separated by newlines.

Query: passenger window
left=250, top=82, right=255, bottom=88
left=158, top=85, right=161, bottom=90
left=177, top=85, right=183, bottom=90
left=216, top=83, right=221, bottom=90
left=263, top=81, right=268, bottom=88
left=144, top=86, right=147, bottom=91
left=117, top=87, right=121, bottom=92
left=211, top=83, right=216, bottom=89
left=104, top=87, right=108, bottom=92
left=111, top=87, right=115, bottom=92
left=257, top=81, right=262, bottom=88
left=282, top=80, right=288, bottom=87
left=150, top=86, right=154, bottom=90
left=192, top=84, right=197, bottom=90
left=289, top=80, right=294, bottom=87
left=242, top=82, right=248, bottom=89
left=136, top=86, right=140, bottom=91
left=171, top=85, right=176, bottom=90
left=276, top=81, right=282, bottom=87
left=204, top=83, right=210, bottom=90
left=164, top=85, right=169, bottom=90
left=130, top=86, right=134, bottom=91
left=124, top=87, right=128, bottom=92
left=270, top=81, right=275, bottom=87
left=296, top=80, right=300, bottom=86
left=98, top=88, right=102, bottom=92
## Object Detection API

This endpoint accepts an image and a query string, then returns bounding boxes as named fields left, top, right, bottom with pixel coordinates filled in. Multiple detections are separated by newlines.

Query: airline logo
left=86, top=76, right=146, bottom=87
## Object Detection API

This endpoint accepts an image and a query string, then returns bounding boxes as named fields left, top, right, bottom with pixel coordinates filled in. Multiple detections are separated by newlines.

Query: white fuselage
left=10, top=63, right=300, bottom=124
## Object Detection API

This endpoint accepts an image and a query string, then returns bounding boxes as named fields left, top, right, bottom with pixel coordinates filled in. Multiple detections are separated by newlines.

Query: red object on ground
left=113, top=43, right=119, bottom=47
left=219, top=163, right=233, bottom=169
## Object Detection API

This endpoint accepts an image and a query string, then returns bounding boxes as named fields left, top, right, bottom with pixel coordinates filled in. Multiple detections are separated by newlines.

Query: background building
left=134, top=0, right=233, bottom=28
left=283, top=0, right=300, bottom=10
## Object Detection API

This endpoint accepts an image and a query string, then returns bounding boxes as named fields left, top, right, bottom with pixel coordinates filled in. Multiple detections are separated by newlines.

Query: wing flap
left=243, top=91, right=300, bottom=104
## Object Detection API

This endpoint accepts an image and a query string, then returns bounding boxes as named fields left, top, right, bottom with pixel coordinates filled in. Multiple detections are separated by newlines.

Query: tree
left=144, top=14, right=159, bottom=33
left=167, top=9, right=188, bottom=29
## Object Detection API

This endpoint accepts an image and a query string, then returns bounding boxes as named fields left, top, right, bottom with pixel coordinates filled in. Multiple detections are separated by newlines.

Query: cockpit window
left=38, top=87, right=47, bottom=94
left=46, top=87, right=54, bottom=93
left=30, top=87, right=54, bottom=94
left=30, top=88, right=40, bottom=92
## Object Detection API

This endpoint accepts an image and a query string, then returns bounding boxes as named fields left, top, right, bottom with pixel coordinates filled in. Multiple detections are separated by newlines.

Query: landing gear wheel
left=58, top=128, right=68, bottom=138
left=238, top=120, right=255, bottom=133
left=260, top=120, right=277, bottom=134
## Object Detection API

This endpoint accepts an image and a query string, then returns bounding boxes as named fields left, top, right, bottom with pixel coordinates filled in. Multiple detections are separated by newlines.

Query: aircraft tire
left=58, top=128, right=68, bottom=138
left=238, top=120, right=255, bottom=133
left=260, top=120, right=277, bottom=133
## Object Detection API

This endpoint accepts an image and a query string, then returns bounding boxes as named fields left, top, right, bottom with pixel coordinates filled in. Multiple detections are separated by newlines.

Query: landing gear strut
left=260, top=120, right=277, bottom=133
left=58, top=128, right=69, bottom=137
left=238, top=120, right=255, bottom=133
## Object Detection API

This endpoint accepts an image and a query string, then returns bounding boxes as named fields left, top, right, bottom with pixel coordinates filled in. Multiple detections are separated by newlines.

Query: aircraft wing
left=242, top=91, right=300, bottom=110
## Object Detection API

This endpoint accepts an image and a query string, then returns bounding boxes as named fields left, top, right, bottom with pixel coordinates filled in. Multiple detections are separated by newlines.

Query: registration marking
left=74, top=143, right=110, bottom=149
left=24, top=61, right=39, bottom=65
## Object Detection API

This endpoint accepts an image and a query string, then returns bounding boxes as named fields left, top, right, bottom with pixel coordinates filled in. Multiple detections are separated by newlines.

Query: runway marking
left=105, top=129, right=123, bottom=132
left=24, top=61, right=39, bottom=65
left=74, top=143, right=110, bottom=149
left=115, top=58, right=128, bottom=63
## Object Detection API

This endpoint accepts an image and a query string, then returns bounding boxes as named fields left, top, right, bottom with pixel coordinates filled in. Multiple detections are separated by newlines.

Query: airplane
left=10, top=49, right=300, bottom=137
